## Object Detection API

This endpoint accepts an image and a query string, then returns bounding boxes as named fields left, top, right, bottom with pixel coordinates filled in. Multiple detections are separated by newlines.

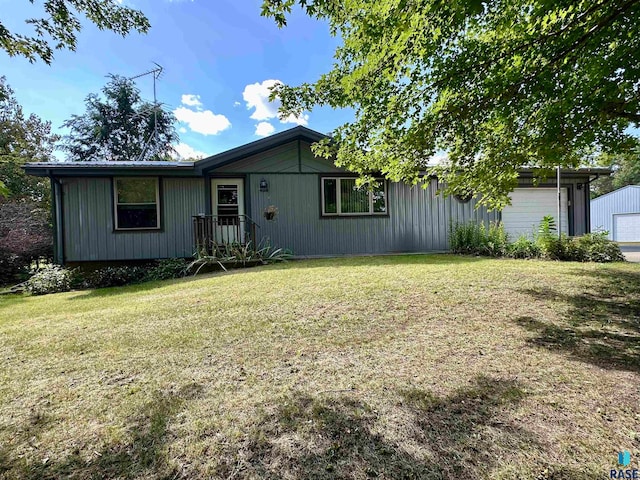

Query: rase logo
left=611, top=451, right=639, bottom=479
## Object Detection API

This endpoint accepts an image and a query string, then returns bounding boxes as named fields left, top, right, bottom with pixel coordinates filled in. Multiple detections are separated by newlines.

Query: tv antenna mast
left=130, top=63, right=164, bottom=161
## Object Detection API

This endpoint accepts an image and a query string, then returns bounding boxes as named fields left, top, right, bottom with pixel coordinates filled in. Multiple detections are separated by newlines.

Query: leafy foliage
left=508, top=235, right=542, bottom=259
left=450, top=218, right=624, bottom=263
left=591, top=151, right=640, bottom=197
left=449, top=221, right=509, bottom=257
left=82, top=265, right=148, bottom=289
left=0, top=0, right=150, bottom=64
left=262, top=0, right=640, bottom=208
left=26, top=265, right=72, bottom=295
left=0, top=77, right=57, bottom=209
left=62, top=75, right=178, bottom=162
left=144, top=258, right=191, bottom=281
left=574, top=232, right=625, bottom=262
left=0, top=199, right=52, bottom=285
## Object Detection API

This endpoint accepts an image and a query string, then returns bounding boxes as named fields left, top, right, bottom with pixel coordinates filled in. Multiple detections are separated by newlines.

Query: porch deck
left=192, top=214, right=259, bottom=256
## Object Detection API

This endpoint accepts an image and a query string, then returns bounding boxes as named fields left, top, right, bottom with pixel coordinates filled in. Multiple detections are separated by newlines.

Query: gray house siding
left=62, top=177, right=205, bottom=261
left=245, top=174, right=496, bottom=256
left=591, top=185, right=640, bottom=237
left=37, top=126, right=602, bottom=263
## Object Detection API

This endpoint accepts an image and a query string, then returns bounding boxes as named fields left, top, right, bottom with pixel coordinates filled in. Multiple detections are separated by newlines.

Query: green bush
left=83, top=265, right=147, bottom=289
left=541, top=235, right=584, bottom=261
left=451, top=217, right=624, bottom=264
left=144, top=258, right=191, bottom=281
left=538, top=232, right=624, bottom=263
left=575, top=232, right=625, bottom=263
left=507, top=235, right=541, bottom=259
left=26, top=265, right=72, bottom=295
left=449, top=221, right=509, bottom=257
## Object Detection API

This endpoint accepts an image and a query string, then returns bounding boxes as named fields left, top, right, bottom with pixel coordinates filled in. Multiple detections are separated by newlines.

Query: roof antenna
left=130, top=63, right=164, bottom=161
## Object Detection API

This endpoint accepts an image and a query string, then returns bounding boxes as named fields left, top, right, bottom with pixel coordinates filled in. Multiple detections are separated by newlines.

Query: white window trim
left=113, top=177, right=161, bottom=230
left=321, top=177, right=388, bottom=216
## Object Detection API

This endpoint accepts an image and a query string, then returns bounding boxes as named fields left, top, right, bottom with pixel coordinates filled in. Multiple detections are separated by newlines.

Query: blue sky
left=0, top=0, right=353, bottom=160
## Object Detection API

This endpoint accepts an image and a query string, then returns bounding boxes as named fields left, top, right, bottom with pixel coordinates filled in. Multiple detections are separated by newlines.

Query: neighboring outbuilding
left=23, top=126, right=607, bottom=264
left=591, top=185, right=640, bottom=243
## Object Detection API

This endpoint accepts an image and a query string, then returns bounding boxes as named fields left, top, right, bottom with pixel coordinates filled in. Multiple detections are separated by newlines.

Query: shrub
left=144, top=258, right=191, bottom=281
left=575, top=232, right=625, bottom=263
left=83, top=265, right=147, bottom=289
left=483, top=222, right=509, bottom=257
left=449, top=221, right=509, bottom=257
left=538, top=233, right=588, bottom=261
left=449, top=222, right=485, bottom=254
left=189, top=240, right=292, bottom=274
left=26, top=265, right=72, bottom=295
left=507, top=235, right=541, bottom=259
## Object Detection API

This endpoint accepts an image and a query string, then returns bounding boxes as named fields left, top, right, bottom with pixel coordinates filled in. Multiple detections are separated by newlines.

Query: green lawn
left=0, top=255, right=639, bottom=479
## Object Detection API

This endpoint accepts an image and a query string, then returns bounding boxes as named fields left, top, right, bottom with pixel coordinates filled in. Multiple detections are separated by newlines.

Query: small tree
left=0, top=199, right=52, bottom=285
left=0, top=77, right=57, bottom=210
left=62, top=75, right=178, bottom=162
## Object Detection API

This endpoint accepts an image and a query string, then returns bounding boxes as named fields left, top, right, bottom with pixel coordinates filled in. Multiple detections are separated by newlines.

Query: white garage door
left=502, top=188, right=568, bottom=239
left=613, top=213, right=640, bottom=242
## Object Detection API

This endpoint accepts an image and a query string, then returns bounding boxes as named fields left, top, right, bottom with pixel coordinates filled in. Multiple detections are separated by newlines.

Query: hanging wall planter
left=264, top=205, right=278, bottom=221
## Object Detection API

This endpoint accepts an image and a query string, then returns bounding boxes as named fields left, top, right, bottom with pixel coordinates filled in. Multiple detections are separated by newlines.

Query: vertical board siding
left=62, top=177, right=205, bottom=261
left=249, top=175, right=497, bottom=256
left=215, top=142, right=300, bottom=173
left=591, top=186, right=640, bottom=238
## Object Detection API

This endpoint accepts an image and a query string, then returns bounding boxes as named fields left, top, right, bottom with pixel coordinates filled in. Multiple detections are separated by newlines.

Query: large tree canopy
left=0, top=76, right=57, bottom=207
left=262, top=0, right=640, bottom=209
left=1, top=0, right=150, bottom=64
left=62, top=75, right=178, bottom=162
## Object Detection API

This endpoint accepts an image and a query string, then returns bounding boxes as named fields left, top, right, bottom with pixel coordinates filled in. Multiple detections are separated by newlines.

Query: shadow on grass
left=516, top=266, right=640, bottom=373
left=0, top=383, right=203, bottom=480
left=213, top=376, right=597, bottom=479
left=66, top=253, right=484, bottom=301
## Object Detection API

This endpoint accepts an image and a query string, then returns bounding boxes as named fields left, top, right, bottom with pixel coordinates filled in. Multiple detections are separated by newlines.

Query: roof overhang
left=517, top=167, right=612, bottom=177
left=23, top=161, right=197, bottom=178
left=22, top=126, right=330, bottom=177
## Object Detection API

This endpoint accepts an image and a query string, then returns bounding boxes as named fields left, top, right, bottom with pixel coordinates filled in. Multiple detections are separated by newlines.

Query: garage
left=613, top=213, right=640, bottom=242
left=591, top=186, right=640, bottom=242
left=502, top=188, right=568, bottom=239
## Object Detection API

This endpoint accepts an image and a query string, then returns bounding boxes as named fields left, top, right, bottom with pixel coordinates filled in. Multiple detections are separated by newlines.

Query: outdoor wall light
left=259, top=178, right=269, bottom=192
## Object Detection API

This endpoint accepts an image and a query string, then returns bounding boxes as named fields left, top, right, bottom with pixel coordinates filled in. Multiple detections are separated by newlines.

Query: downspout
left=48, top=172, right=64, bottom=265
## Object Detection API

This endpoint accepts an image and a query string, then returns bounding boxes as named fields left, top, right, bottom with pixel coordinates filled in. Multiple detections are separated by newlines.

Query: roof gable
left=194, top=126, right=329, bottom=174
left=591, top=184, right=640, bottom=203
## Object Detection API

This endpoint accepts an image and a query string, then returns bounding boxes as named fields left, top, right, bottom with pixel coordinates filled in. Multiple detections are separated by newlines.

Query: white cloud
left=281, top=112, right=309, bottom=126
left=242, top=79, right=308, bottom=126
left=173, top=142, right=208, bottom=160
left=255, top=122, right=275, bottom=137
left=178, top=127, right=187, bottom=134
left=174, top=106, right=231, bottom=136
left=234, top=101, right=241, bottom=107
left=181, top=94, right=202, bottom=108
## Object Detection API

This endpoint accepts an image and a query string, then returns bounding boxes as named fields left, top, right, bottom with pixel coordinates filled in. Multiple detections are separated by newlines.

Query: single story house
left=591, top=185, right=640, bottom=243
left=23, top=126, right=608, bottom=264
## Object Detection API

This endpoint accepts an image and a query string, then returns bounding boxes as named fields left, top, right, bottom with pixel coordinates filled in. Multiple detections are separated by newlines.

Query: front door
left=211, top=178, right=245, bottom=244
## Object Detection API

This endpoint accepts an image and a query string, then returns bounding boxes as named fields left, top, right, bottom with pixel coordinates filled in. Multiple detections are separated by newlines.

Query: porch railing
left=192, top=214, right=260, bottom=256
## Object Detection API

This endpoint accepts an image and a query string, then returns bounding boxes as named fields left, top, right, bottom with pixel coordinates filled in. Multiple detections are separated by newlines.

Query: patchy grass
left=0, top=254, right=639, bottom=479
